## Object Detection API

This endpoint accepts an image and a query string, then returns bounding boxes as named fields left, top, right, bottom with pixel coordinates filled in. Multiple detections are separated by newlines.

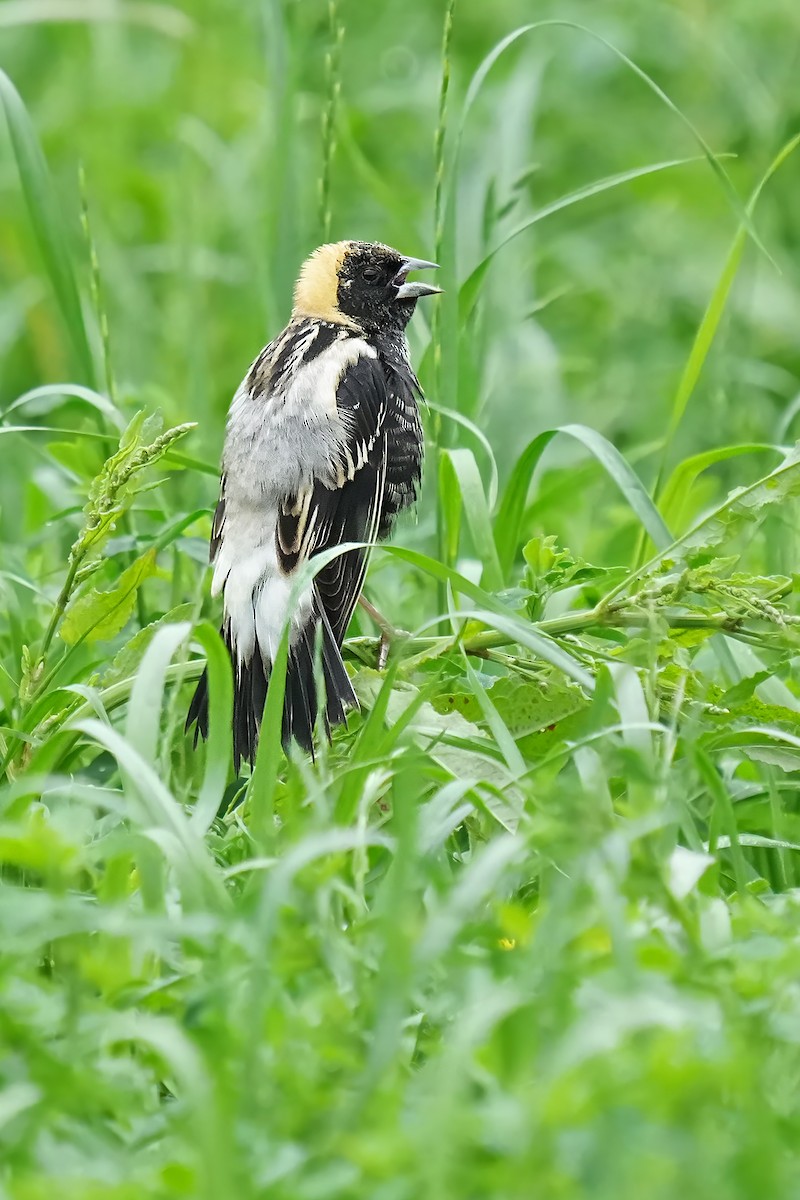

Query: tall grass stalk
left=318, top=0, right=344, bottom=242
left=431, top=0, right=457, bottom=628
left=78, top=163, right=115, bottom=405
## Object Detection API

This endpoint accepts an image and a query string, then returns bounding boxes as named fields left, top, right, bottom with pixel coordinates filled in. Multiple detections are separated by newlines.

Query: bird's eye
left=362, top=265, right=382, bottom=284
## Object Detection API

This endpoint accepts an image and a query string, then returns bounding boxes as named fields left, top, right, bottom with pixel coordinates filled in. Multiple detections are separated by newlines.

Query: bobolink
left=187, top=240, right=440, bottom=768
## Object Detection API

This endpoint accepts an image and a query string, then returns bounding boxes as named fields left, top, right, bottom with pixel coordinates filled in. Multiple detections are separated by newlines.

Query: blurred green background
left=4, top=2, right=800, bottom=1197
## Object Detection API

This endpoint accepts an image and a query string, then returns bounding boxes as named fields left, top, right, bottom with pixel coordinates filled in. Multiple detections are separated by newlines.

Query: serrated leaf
left=60, top=550, right=157, bottom=645
left=705, top=692, right=800, bottom=735
left=432, top=673, right=587, bottom=738
left=680, top=446, right=800, bottom=559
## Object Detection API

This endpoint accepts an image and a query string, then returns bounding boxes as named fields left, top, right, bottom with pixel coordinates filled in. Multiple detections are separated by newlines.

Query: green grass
left=3, top=1, right=800, bottom=1195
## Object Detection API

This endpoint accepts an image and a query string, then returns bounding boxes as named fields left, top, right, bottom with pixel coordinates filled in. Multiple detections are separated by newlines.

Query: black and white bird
left=187, top=240, right=440, bottom=768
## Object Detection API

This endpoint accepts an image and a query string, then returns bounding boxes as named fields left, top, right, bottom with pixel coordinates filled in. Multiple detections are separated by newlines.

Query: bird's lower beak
left=394, top=256, right=442, bottom=300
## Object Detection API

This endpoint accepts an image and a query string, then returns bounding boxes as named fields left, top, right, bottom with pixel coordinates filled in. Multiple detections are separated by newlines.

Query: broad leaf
left=60, top=550, right=157, bottom=645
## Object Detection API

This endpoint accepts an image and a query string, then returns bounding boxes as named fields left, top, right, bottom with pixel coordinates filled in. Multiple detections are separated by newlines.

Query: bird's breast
left=223, top=333, right=377, bottom=500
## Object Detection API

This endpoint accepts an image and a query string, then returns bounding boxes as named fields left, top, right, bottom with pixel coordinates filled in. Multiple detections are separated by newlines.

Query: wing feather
left=276, top=352, right=389, bottom=645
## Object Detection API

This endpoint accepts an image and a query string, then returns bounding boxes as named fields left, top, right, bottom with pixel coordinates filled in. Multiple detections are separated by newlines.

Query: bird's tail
left=185, top=600, right=356, bottom=771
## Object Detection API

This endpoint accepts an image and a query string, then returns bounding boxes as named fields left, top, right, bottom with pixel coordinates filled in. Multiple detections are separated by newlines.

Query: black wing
left=276, top=351, right=389, bottom=645
left=379, top=354, right=424, bottom=539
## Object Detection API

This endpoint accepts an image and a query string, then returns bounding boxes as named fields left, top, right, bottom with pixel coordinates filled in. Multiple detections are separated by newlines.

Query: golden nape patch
left=292, top=242, right=355, bottom=326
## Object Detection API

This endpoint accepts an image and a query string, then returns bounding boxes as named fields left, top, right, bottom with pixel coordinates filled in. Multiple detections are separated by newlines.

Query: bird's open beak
left=394, top=256, right=442, bottom=300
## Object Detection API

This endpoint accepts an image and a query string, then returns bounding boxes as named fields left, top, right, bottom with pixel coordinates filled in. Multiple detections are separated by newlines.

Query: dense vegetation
left=3, top=1, right=800, bottom=1195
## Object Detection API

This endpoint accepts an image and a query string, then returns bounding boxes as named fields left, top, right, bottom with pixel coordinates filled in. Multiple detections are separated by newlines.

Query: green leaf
left=495, top=425, right=670, bottom=580
left=455, top=18, right=762, bottom=278
left=428, top=402, right=499, bottom=507
left=458, top=157, right=725, bottom=323
left=495, top=430, right=557, bottom=576
left=432, top=672, right=587, bottom=738
left=659, top=444, right=780, bottom=533
left=70, top=717, right=228, bottom=911
left=679, top=446, right=800, bottom=559
left=605, top=446, right=800, bottom=608
left=0, top=68, right=94, bottom=382
left=382, top=544, right=595, bottom=692
left=437, top=450, right=462, bottom=570
left=560, top=424, right=672, bottom=548
left=60, top=549, right=157, bottom=645
left=104, top=603, right=194, bottom=685
left=462, top=657, right=526, bottom=777
left=1, top=383, right=125, bottom=428
left=654, top=134, right=800, bottom=487
left=126, top=621, right=191, bottom=765
left=442, top=447, right=503, bottom=589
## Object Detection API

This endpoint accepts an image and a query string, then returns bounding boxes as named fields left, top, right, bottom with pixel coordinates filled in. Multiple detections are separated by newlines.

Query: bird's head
left=292, top=240, right=441, bottom=333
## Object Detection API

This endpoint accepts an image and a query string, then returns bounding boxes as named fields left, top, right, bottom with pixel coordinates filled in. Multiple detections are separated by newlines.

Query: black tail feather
left=185, top=667, right=209, bottom=744
left=186, top=603, right=357, bottom=771
left=282, top=624, right=317, bottom=754
left=233, top=642, right=268, bottom=773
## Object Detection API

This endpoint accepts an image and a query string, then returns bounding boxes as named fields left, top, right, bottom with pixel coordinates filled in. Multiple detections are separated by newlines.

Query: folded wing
left=276, top=350, right=390, bottom=645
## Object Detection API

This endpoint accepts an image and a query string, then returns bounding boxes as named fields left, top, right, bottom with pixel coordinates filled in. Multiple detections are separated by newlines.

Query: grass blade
left=428, top=402, right=499, bottom=508
left=383, top=545, right=595, bottom=691
left=659, top=443, right=780, bottom=532
left=190, top=623, right=233, bottom=834
left=0, top=69, right=94, bottom=383
left=495, top=424, right=671, bottom=581
left=71, top=717, right=228, bottom=909
left=456, top=20, right=762, bottom=260
left=652, top=133, right=800, bottom=500
left=458, top=156, right=727, bottom=322
left=442, top=447, right=503, bottom=590
left=559, top=424, right=672, bottom=549
left=126, top=622, right=191, bottom=764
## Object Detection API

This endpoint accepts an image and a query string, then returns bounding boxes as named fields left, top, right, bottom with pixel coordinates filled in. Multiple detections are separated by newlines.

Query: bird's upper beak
left=394, top=256, right=442, bottom=300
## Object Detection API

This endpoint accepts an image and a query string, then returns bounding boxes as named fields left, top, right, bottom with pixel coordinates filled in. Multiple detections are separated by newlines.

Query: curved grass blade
left=494, top=430, right=557, bottom=576
left=442, top=447, right=503, bottom=590
left=0, top=424, right=117, bottom=442
left=495, top=424, right=671, bottom=579
left=458, top=156, right=726, bottom=322
left=428, top=401, right=498, bottom=508
left=70, top=717, right=228, bottom=909
left=455, top=20, right=762, bottom=259
left=126, top=622, right=191, bottom=765
left=0, top=69, right=94, bottom=383
left=659, top=443, right=780, bottom=532
left=383, top=546, right=594, bottom=691
left=462, top=656, right=526, bottom=777
left=559, top=424, right=672, bottom=548
left=1, top=383, right=124, bottom=428
left=652, top=133, right=800, bottom=499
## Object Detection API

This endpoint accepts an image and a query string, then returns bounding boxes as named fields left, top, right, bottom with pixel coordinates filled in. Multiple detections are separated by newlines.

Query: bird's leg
left=358, top=595, right=396, bottom=670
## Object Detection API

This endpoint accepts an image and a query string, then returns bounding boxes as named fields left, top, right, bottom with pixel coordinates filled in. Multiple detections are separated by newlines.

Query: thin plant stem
left=432, top=0, right=457, bottom=633
left=318, top=0, right=344, bottom=242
